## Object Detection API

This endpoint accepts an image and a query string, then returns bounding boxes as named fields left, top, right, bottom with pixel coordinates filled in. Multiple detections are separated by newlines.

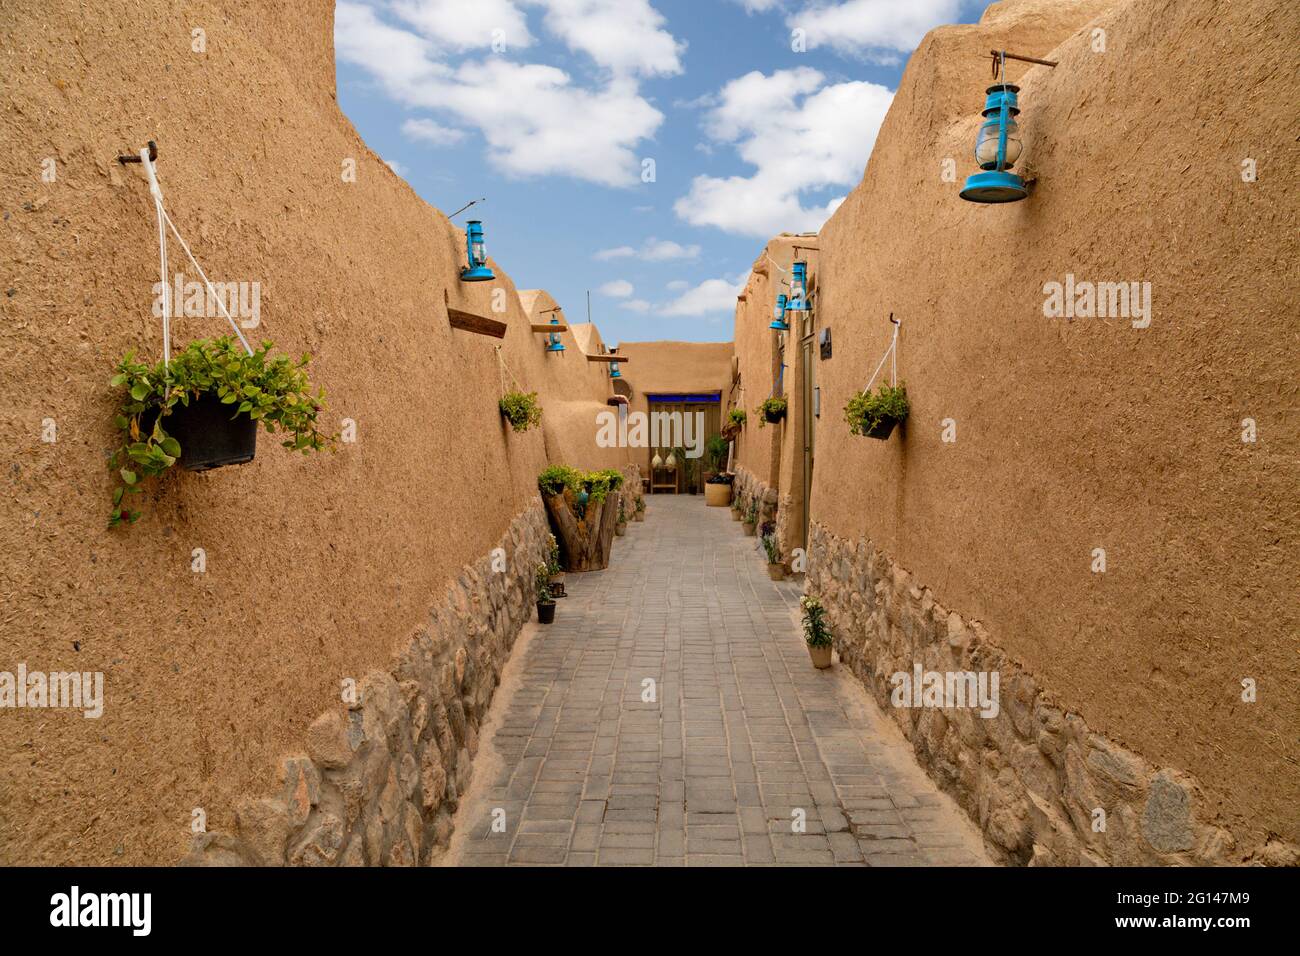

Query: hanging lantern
left=609, top=360, right=622, bottom=379
left=786, top=261, right=809, bottom=311
left=960, top=83, right=1027, bottom=203
left=665, top=451, right=677, bottom=471
left=651, top=452, right=664, bottom=470
left=460, top=220, right=495, bottom=281
left=770, top=293, right=789, bottom=332
left=546, top=316, right=565, bottom=352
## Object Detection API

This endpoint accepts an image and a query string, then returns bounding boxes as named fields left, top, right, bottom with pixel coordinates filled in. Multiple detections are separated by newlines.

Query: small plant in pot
left=634, top=497, right=646, bottom=522
left=499, top=390, right=542, bottom=432
left=615, top=497, right=628, bottom=536
left=801, top=595, right=833, bottom=669
left=760, top=523, right=785, bottom=580
left=757, top=396, right=787, bottom=427
left=546, top=533, right=566, bottom=598
left=845, top=383, right=909, bottom=441
left=704, top=471, right=733, bottom=508
left=742, top=498, right=758, bottom=536
left=107, top=336, right=332, bottom=527
left=722, top=407, right=746, bottom=439
left=535, top=562, right=556, bottom=624
left=731, top=494, right=744, bottom=521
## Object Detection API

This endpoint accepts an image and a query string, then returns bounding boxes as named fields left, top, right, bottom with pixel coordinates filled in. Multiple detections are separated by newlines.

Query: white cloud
left=593, top=237, right=701, bottom=261
left=401, top=117, right=469, bottom=145
left=674, top=67, right=892, bottom=237
left=390, top=0, right=534, bottom=51
left=599, top=279, right=635, bottom=297
left=524, top=0, right=684, bottom=77
left=788, top=0, right=965, bottom=60
left=665, top=279, right=689, bottom=291
left=384, top=159, right=408, bottom=175
left=660, top=276, right=746, bottom=317
left=335, top=2, right=666, bottom=187
left=619, top=299, right=652, bottom=312
left=731, top=0, right=784, bottom=12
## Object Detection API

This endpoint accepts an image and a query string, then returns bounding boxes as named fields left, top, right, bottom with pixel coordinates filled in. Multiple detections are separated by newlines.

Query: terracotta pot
left=537, top=601, right=556, bottom=624
left=634, top=512, right=645, bottom=522
left=704, top=482, right=732, bottom=507
left=807, top=643, right=832, bottom=669
left=731, top=509, right=742, bottom=521
left=767, top=563, right=785, bottom=581
left=742, top=521, right=756, bottom=536
left=615, top=523, right=627, bottom=537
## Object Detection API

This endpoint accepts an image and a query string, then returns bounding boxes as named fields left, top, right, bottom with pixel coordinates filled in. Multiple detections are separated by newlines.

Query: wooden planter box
left=543, top=488, right=619, bottom=571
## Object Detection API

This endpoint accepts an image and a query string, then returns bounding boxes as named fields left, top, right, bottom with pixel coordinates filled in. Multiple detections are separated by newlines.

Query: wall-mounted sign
left=818, top=327, right=832, bottom=359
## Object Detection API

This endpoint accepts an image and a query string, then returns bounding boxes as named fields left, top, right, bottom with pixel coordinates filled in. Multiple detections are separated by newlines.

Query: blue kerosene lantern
left=609, top=360, right=622, bottom=379
left=770, top=293, right=789, bottom=331
left=959, top=83, right=1026, bottom=203
left=786, top=261, right=809, bottom=311
left=460, top=220, right=495, bottom=281
left=546, top=316, right=565, bottom=352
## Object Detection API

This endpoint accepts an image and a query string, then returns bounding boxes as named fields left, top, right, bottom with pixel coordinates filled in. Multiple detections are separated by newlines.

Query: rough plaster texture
left=736, top=0, right=1298, bottom=854
left=0, top=0, right=636, bottom=864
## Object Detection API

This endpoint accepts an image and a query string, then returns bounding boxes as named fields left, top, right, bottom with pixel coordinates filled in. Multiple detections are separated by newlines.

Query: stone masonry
left=806, top=522, right=1298, bottom=867
left=182, top=503, right=553, bottom=866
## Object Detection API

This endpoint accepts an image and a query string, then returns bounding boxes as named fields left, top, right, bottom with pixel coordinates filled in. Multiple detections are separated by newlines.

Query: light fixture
left=460, top=220, right=495, bottom=281
left=770, top=293, right=789, bottom=331
left=786, top=261, right=809, bottom=311
left=960, top=50, right=1055, bottom=204
left=665, top=450, right=677, bottom=471
left=652, top=452, right=664, bottom=470
left=546, top=316, right=565, bottom=352
left=609, top=358, right=622, bottom=379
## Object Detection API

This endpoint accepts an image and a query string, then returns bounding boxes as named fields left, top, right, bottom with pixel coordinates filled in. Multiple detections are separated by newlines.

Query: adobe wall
left=0, top=0, right=629, bottom=864
left=741, top=0, right=1299, bottom=863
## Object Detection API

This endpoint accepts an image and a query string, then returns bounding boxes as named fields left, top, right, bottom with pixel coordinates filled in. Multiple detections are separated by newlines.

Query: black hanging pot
left=863, top=415, right=901, bottom=441
left=159, top=392, right=258, bottom=471
left=764, top=407, right=786, bottom=424
left=537, top=601, right=557, bottom=624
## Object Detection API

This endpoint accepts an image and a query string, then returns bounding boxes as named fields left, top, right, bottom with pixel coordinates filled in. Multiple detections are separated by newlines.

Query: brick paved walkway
left=445, top=495, right=991, bottom=866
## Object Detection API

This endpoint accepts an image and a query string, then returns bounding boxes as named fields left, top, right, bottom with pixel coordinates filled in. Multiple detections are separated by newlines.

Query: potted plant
left=615, top=497, right=627, bottom=536
left=742, top=498, right=758, bottom=536
left=535, top=563, right=556, bottom=624
left=107, top=336, right=332, bottom=527
left=731, top=495, right=744, bottom=521
left=546, top=534, right=566, bottom=598
left=634, top=497, right=646, bottom=522
left=757, top=396, right=787, bottom=426
left=844, top=383, right=909, bottom=440
left=705, top=472, right=734, bottom=508
left=703, top=434, right=728, bottom=483
left=801, top=595, right=833, bottom=669
left=761, top=524, right=784, bottom=580
left=721, top=408, right=746, bottom=439
left=499, top=390, right=542, bottom=432
left=538, top=464, right=624, bottom=571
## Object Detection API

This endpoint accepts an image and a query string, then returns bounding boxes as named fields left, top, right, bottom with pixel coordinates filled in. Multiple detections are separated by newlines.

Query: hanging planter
left=108, top=337, right=332, bottom=527
left=721, top=408, right=746, bottom=439
left=845, top=314, right=908, bottom=441
left=757, top=396, right=787, bottom=426
left=498, top=390, right=542, bottom=432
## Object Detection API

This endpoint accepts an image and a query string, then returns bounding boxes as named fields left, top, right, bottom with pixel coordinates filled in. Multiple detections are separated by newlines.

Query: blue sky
left=334, top=0, right=984, bottom=344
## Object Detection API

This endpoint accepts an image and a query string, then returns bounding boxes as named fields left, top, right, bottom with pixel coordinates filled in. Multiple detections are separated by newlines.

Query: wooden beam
left=586, top=354, right=630, bottom=364
left=531, top=322, right=569, bottom=333
left=447, top=307, right=507, bottom=339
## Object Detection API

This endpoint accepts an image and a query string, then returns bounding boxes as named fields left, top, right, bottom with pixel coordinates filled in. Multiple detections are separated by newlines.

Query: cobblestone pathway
left=445, top=495, right=992, bottom=866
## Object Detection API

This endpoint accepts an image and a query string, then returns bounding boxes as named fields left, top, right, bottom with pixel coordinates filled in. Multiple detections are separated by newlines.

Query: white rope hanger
left=494, top=345, right=526, bottom=397
left=862, top=314, right=901, bottom=392
left=139, top=146, right=254, bottom=364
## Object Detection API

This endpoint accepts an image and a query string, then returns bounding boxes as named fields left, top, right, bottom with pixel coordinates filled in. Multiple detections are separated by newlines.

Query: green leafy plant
left=745, top=498, right=758, bottom=524
left=727, top=408, right=747, bottom=429
left=844, top=383, right=909, bottom=437
left=761, top=531, right=781, bottom=565
left=756, top=396, right=787, bottom=427
left=546, top=533, right=562, bottom=577
left=535, top=562, right=554, bottom=604
left=704, top=433, right=728, bottom=473
left=107, top=336, right=332, bottom=527
left=634, top=497, right=645, bottom=514
left=498, top=390, right=542, bottom=432
left=617, top=496, right=627, bottom=524
left=801, top=595, right=832, bottom=647
left=537, top=465, right=624, bottom=506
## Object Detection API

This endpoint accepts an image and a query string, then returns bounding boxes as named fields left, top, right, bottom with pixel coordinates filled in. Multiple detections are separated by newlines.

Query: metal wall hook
left=118, top=140, right=157, bottom=165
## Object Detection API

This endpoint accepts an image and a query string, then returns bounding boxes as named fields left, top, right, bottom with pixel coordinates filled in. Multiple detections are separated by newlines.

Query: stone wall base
left=183, top=503, right=553, bottom=866
left=807, top=522, right=1297, bottom=867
